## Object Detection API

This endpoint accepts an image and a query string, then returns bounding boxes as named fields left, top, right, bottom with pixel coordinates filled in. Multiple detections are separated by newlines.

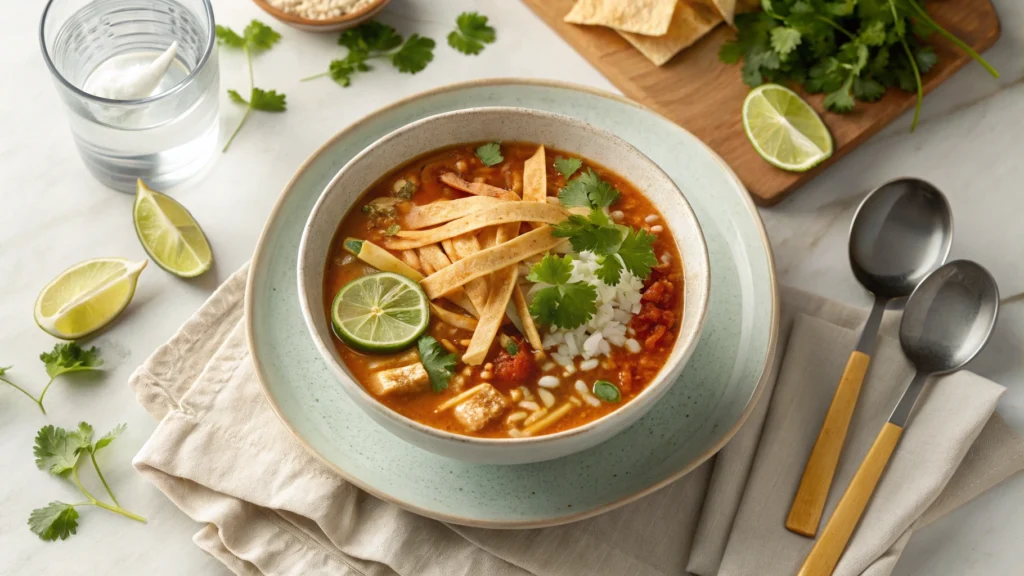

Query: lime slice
left=332, top=272, right=430, bottom=353
left=134, top=179, right=213, bottom=278
left=34, top=258, right=147, bottom=339
left=743, top=84, right=833, bottom=172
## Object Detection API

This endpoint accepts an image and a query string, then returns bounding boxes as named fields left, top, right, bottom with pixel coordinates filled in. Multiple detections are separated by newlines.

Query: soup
left=323, top=142, right=683, bottom=439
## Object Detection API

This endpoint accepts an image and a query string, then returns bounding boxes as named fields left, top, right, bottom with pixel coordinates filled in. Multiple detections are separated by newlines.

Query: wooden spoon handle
left=797, top=422, right=904, bottom=576
left=786, top=350, right=872, bottom=537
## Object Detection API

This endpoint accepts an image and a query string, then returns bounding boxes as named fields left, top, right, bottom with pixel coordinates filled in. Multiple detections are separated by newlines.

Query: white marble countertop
left=2, top=0, right=1022, bottom=574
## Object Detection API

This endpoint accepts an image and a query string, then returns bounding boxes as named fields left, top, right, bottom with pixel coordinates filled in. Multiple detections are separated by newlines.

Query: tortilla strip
left=430, top=302, right=478, bottom=332
left=403, top=196, right=509, bottom=230
left=440, top=173, right=519, bottom=200
left=442, top=236, right=490, bottom=313
left=420, top=226, right=566, bottom=299
left=463, top=264, right=519, bottom=365
left=618, top=0, right=723, bottom=66
left=512, top=283, right=543, bottom=351
left=545, top=195, right=590, bottom=215
left=399, top=249, right=422, bottom=273
left=564, top=0, right=678, bottom=36
left=415, top=244, right=480, bottom=317
left=387, top=203, right=567, bottom=250
left=479, top=226, right=497, bottom=248
left=523, top=146, right=547, bottom=203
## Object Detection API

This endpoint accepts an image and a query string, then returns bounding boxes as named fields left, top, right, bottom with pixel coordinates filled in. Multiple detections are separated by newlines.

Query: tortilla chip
left=416, top=244, right=480, bottom=317
left=564, top=0, right=678, bottom=36
left=440, top=173, right=519, bottom=200
left=523, top=146, right=547, bottom=203
left=399, top=249, right=422, bottom=273
left=403, top=196, right=509, bottom=230
left=463, top=264, right=519, bottom=366
left=387, top=202, right=567, bottom=250
left=430, top=303, right=478, bottom=332
left=512, top=283, right=543, bottom=351
left=420, top=226, right=566, bottom=300
left=619, top=0, right=723, bottom=66
left=446, top=234, right=490, bottom=314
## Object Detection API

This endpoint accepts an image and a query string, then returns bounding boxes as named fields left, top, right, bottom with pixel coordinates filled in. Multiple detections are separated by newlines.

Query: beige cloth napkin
left=130, top=264, right=1024, bottom=576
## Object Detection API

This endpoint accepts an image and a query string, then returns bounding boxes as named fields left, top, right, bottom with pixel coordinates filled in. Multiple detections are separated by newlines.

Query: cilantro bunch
left=303, top=21, right=435, bottom=87
left=217, top=20, right=286, bottom=152
left=722, top=0, right=998, bottom=128
left=29, top=422, right=144, bottom=541
left=0, top=343, right=103, bottom=415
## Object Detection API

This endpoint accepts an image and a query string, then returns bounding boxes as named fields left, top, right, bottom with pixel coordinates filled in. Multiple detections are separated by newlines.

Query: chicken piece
left=453, top=383, right=509, bottom=432
left=368, top=363, right=430, bottom=397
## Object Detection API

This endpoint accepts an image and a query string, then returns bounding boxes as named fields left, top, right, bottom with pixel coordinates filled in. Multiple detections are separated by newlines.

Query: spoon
left=798, top=260, right=1000, bottom=576
left=786, top=178, right=952, bottom=537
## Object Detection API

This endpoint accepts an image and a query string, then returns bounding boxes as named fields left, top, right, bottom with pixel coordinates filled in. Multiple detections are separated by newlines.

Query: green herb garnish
left=29, top=422, right=144, bottom=541
left=554, top=157, right=583, bottom=180
left=593, top=380, right=621, bottom=403
left=417, top=335, right=457, bottom=393
left=721, top=0, right=998, bottom=130
left=551, top=210, right=657, bottom=285
left=303, top=21, right=435, bottom=87
left=384, top=223, right=401, bottom=236
left=527, top=255, right=598, bottom=330
left=557, top=169, right=619, bottom=210
left=1, top=344, right=104, bottom=415
left=448, top=12, right=496, bottom=55
left=217, top=20, right=286, bottom=152
left=475, top=142, right=504, bottom=167
left=504, top=340, right=519, bottom=356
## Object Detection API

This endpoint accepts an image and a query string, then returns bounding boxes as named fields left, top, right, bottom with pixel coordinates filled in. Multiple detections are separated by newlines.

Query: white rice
left=528, top=250, right=644, bottom=361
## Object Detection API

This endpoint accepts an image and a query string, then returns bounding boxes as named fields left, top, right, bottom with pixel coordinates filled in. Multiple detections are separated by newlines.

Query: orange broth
left=323, top=142, right=683, bottom=438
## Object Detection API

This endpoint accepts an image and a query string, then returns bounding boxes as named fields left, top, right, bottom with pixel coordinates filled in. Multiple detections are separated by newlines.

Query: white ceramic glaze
left=297, top=107, right=711, bottom=464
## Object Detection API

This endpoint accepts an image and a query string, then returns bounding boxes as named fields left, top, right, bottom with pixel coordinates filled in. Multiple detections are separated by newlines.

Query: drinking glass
left=40, top=0, right=219, bottom=192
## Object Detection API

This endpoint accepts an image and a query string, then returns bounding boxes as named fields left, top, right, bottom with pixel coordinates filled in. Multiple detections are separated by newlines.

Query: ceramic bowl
left=297, top=107, right=710, bottom=464
left=251, top=0, right=389, bottom=33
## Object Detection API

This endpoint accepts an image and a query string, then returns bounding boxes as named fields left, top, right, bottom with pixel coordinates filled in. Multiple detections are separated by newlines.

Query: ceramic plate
left=246, top=79, right=779, bottom=528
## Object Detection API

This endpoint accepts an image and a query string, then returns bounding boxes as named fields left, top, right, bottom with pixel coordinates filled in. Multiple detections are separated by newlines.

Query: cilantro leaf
left=340, top=21, right=402, bottom=52
left=852, top=77, right=885, bottom=101
left=596, top=255, right=624, bottom=286
left=552, top=210, right=625, bottom=255
left=718, top=40, right=744, bottom=64
left=417, top=336, right=456, bottom=393
left=448, top=12, right=496, bottom=55
left=527, top=254, right=574, bottom=285
left=249, top=88, right=287, bottom=112
left=558, top=169, right=619, bottom=209
left=391, top=34, right=435, bottom=74
left=41, top=343, right=102, bottom=379
left=824, top=85, right=856, bottom=112
left=915, top=46, right=938, bottom=74
left=215, top=26, right=246, bottom=48
left=618, top=228, right=658, bottom=280
left=29, top=502, right=79, bottom=541
left=475, top=142, right=503, bottom=167
left=33, top=425, right=82, bottom=476
left=227, top=89, right=247, bottom=104
left=530, top=283, right=597, bottom=330
left=327, top=52, right=371, bottom=87
left=243, top=20, right=282, bottom=51
left=770, top=27, right=802, bottom=58
left=504, top=340, right=519, bottom=356
left=554, top=157, right=583, bottom=180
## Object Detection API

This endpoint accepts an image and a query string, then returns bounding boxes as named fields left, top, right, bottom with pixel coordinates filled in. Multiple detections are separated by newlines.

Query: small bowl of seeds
left=252, top=0, right=390, bottom=32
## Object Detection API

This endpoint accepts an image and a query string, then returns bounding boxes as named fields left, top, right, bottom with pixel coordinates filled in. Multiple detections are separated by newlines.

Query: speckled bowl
left=297, top=107, right=710, bottom=464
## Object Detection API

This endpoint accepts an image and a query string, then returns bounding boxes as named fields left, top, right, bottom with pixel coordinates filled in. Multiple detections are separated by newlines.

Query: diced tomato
left=493, top=340, right=536, bottom=383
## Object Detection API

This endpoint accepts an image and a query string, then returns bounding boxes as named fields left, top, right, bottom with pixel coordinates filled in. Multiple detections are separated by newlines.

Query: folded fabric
left=130, top=265, right=1024, bottom=576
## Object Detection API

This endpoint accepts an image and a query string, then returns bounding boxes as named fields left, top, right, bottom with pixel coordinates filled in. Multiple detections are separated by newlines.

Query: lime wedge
left=34, top=258, right=147, bottom=340
left=743, top=84, right=833, bottom=172
left=134, top=179, right=213, bottom=278
left=332, top=272, right=430, bottom=353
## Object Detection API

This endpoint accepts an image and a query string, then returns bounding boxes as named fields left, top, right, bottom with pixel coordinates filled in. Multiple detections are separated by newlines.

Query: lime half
left=743, top=84, right=833, bottom=172
left=134, top=180, right=213, bottom=278
left=34, top=258, right=147, bottom=340
left=332, top=272, right=430, bottom=353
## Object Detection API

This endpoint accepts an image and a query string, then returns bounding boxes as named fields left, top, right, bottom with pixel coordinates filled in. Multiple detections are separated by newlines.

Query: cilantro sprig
left=558, top=169, right=620, bottom=210
left=0, top=344, right=103, bottom=415
left=527, top=255, right=598, bottom=330
left=217, top=20, right=286, bottom=152
left=722, top=0, right=998, bottom=129
left=551, top=209, right=658, bottom=286
left=418, top=336, right=456, bottom=393
left=29, top=422, right=144, bottom=541
left=475, top=142, right=503, bottom=167
left=554, top=157, right=583, bottom=180
left=448, top=12, right=496, bottom=55
left=302, top=21, right=435, bottom=87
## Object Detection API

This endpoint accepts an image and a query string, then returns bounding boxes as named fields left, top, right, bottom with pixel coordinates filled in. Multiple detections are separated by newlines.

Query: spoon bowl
left=849, top=178, right=953, bottom=300
left=900, top=259, right=1000, bottom=375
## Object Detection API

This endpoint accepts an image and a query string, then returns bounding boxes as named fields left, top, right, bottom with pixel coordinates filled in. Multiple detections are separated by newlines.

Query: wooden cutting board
left=523, top=0, right=1001, bottom=206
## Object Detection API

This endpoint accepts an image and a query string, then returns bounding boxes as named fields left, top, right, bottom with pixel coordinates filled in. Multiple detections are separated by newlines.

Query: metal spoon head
left=849, top=178, right=953, bottom=299
left=899, top=260, right=1000, bottom=374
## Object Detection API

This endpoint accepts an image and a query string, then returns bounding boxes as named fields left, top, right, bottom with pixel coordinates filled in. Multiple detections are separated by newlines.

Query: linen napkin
left=130, top=264, right=1024, bottom=576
